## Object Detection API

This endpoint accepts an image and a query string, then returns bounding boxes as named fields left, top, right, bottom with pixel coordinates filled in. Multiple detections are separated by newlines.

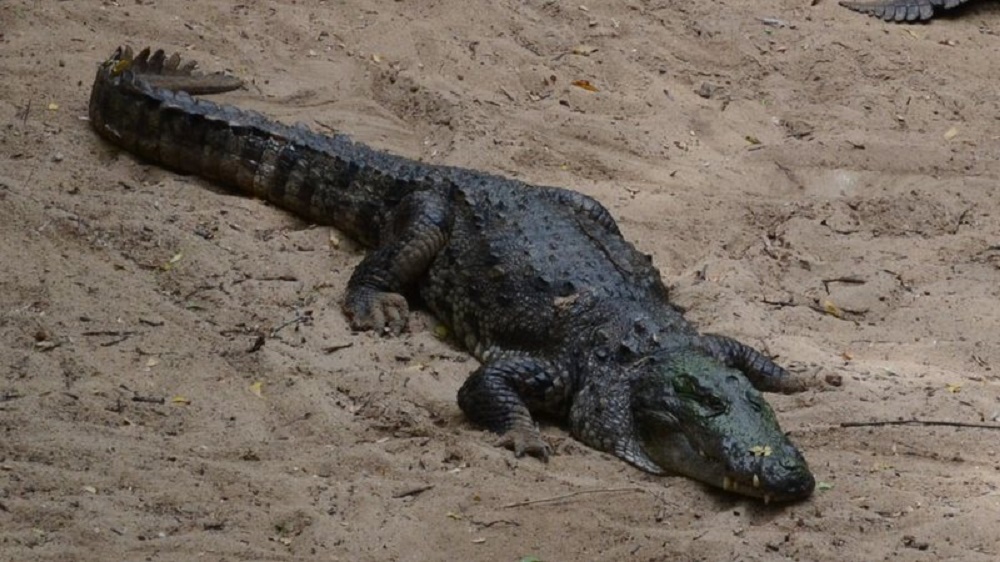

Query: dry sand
left=3, top=0, right=1000, bottom=560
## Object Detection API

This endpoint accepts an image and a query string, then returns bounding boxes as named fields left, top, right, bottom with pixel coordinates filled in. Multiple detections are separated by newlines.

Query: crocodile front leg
left=457, top=356, right=573, bottom=460
left=343, top=189, right=452, bottom=334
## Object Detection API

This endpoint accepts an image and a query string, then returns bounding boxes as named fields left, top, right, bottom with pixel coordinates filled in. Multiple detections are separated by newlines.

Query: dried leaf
left=82, top=486, right=97, bottom=494
left=249, top=381, right=264, bottom=397
left=171, top=396, right=191, bottom=405
left=571, top=79, right=599, bottom=92
left=943, top=126, right=959, bottom=141
left=162, top=252, right=184, bottom=271
left=823, top=300, right=842, bottom=318
left=745, top=135, right=762, bottom=145
left=34, top=340, right=58, bottom=351
left=946, top=383, right=962, bottom=393
left=816, top=481, right=834, bottom=492
left=572, top=45, right=598, bottom=56
left=47, top=103, right=60, bottom=111
left=146, top=357, right=160, bottom=368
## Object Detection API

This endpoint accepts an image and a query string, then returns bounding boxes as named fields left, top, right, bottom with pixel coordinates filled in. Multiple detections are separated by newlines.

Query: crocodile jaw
left=638, top=428, right=814, bottom=503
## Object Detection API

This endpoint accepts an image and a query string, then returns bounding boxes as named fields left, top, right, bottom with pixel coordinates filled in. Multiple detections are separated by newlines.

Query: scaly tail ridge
left=109, top=45, right=245, bottom=94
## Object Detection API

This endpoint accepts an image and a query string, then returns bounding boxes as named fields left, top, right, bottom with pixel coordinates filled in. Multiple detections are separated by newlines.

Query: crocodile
left=89, top=46, right=817, bottom=503
left=840, top=0, right=974, bottom=22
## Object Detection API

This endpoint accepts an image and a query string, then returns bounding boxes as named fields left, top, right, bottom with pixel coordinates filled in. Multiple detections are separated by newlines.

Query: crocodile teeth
left=763, top=494, right=772, bottom=505
left=753, top=474, right=761, bottom=489
left=698, top=449, right=706, bottom=458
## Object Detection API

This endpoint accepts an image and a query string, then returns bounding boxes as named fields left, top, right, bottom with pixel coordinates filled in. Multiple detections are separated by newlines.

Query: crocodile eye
left=699, top=393, right=726, bottom=415
left=744, top=390, right=765, bottom=412
left=673, top=375, right=726, bottom=414
left=672, top=374, right=697, bottom=395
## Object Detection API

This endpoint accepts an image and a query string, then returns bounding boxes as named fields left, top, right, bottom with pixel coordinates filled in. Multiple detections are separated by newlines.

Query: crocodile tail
left=89, top=46, right=443, bottom=246
left=839, top=0, right=964, bottom=22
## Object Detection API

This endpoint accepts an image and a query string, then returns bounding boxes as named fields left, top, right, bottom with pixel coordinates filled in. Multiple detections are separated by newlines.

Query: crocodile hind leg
left=457, top=357, right=572, bottom=460
left=700, top=334, right=812, bottom=394
left=839, top=0, right=968, bottom=22
left=343, top=189, right=452, bottom=334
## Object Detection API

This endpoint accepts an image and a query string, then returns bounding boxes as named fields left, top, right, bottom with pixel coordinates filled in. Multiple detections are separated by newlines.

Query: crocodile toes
left=343, top=290, right=409, bottom=335
left=496, top=426, right=551, bottom=462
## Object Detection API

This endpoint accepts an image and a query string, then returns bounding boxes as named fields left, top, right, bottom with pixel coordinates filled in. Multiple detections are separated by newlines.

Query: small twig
left=100, top=335, right=133, bottom=347
left=762, top=296, right=797, bottom=308
left=231, top=274, right=299, bottom=285
left=82, top=329, right=138, bottom=346
left=821, top=276, right=866, bottom=293
left=841, top=419, right=1000, bottom=430
left=503, top=486, right=645, bottom=509
left=471, top=518, right=521, bottom=529
left=313, top=120, right=339, bottom=134
left=131, top=395, right=165, bottom=405
left=951, top=207, right=973, bottom=235
left=19, top=99, right=31, bottom=126
left=82, top=330, right=137, bottom=337
left=248, top=333, right=266, bottom=353
left=269, top=311, right=313, bottom=338
left=392, top=484, right=435, bottom=499
left=323, top=342, right=354, bottom=354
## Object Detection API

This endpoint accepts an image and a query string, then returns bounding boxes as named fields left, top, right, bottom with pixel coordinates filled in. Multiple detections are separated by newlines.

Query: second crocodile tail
left=839, top=0, right=968, bottom=22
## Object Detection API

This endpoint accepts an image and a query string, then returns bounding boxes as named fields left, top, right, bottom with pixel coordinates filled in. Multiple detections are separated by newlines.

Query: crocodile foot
left=495, top=423, right=551, bottom=461
left=343, top=289, right=409, bottom=335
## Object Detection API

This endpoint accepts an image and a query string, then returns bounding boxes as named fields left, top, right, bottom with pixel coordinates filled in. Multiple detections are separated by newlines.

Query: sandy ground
left=3, top=0, right=1000, bottom=560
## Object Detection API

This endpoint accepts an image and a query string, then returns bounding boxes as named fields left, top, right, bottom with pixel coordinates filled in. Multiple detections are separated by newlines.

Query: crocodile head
left=630, top=352, right=814, bottom=503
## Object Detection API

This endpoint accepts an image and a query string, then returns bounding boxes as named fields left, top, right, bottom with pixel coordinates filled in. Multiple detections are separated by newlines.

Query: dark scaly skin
left=89, top=46, right=816, bottom=502
left=840, top=0, right=973, bottom=22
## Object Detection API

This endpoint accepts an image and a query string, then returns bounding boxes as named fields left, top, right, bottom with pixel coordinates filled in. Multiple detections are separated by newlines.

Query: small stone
left=696, top=82, right=719, bottom=99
